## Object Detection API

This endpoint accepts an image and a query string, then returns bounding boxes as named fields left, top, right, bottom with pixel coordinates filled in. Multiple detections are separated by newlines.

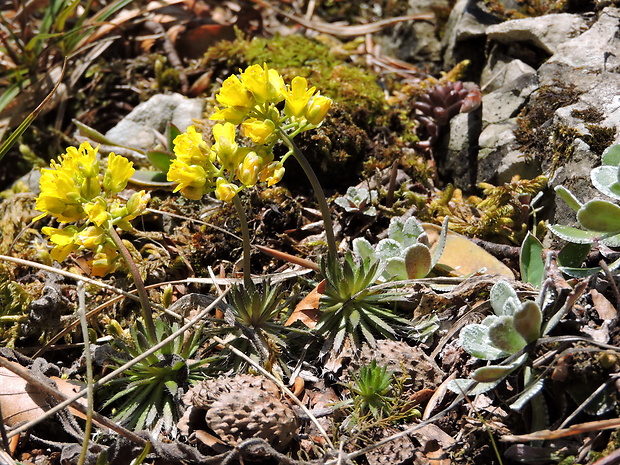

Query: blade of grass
left=0, top=58, right=66, bottom=162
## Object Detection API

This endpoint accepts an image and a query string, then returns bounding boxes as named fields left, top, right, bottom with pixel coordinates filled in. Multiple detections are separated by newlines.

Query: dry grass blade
left=501, top=417, right=620, bottom=442
left=249, top=0, right=435, bottom=37
left=0, top=357, right=147, bottom=446
left=7, top=290, right=231, bottom=441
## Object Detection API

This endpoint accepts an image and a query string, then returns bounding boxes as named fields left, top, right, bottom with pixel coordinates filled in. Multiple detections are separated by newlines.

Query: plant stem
left=233, top=194, right=253, bottom=289
left=108, top=226, right=156, bottom=341
left=277, top=129, right=337, bottom=258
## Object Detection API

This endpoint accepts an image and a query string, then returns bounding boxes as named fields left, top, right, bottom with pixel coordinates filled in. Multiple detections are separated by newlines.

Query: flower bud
left=215, top=177, right=239, bottom=202
left=238, top=152, right=261, bottom=186
left=306, top=95, right=331, bottom=125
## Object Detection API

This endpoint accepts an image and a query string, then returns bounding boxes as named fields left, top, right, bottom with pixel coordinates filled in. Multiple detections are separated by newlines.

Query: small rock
left=486, top=13, right=589, bottom=56
left=104, top=93, right=205, bottom=153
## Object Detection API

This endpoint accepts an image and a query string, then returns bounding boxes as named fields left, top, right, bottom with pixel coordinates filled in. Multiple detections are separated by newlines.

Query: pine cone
left=179, top=374, right=299, bottom=451
left=343, top=340, right=444, bottom=392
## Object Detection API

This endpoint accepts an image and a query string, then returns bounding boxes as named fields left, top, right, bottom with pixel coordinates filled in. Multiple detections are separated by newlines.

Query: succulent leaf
left=547, top=224, right=600, bottom=244
left=513, top=301, right=542, bottom=343
left=487, top=316, right=527, bottom=353
left=490, top=280, right=520, bottom=316
left=459, top=323, right=508, bottom=360
left=577, top=199, right=620, bottom=233
left=405, top=243, right=432, bottom=279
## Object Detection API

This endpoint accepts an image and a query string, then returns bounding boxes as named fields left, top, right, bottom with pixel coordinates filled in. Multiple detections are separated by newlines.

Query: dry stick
left=0, top=356, right=147, bottom=446
left=143, top=19, right=189, bottom=93
left=599, top=259, right=620, bottom=309
left=210, top=334, right=335, bottom=450
left=0, top=254, right=144, bottom=305
left=248, top=0, right=434, bottom=37
left=6, top=291, right=230, bottom=441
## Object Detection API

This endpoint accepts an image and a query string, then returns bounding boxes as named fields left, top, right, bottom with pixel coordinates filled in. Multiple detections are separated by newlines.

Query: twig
left=7, top=291, right=230, bottom=442
left=76, top=283, right=94, bottom=465
left=144, top=19, right=189, bottom=93
left=0, top=356, right=147, bottom=446
left=248, top=0, right=434, bottom=37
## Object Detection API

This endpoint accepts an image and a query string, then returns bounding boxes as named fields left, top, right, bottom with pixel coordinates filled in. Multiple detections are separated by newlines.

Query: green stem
left=232, top=195, right=253, bottom=289
left=277, top=129, right=337, bottom=258
left=108, top=226, right=156, bottom=341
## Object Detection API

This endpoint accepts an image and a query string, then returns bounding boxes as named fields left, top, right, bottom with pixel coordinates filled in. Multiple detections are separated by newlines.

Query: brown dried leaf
left=284, top=280, right=326, bottom=328
left=590, top=289, right=617, bottom=320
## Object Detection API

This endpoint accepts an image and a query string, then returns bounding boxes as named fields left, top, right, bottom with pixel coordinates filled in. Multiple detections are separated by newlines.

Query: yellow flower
left=210, top=106, right=249, bottom=125
left=36, top=166, right=84, bottom=222
left=167, top=160, right=208, bottom=200
left=306, top=95, right=332, bottom=125
left=125, top=190, right=150, bottom=220
left=284, top=76, right=315, bottom=118
left=84, top=198, right=111, bottom=227
left=237, top=151, right=262, bottom=186
left=259, top=161, right=285, bottom=186
left=173, top=126, right=211, bottom=165
left=214, top=177, right=239, bottom=202
left=240, top=64, right=285, bottom=105
left=241, top=118, right=275, bottom=145
left=64, top=142, right=99, bottom=179
left=90, top=243, right=119, bottom=277
left=211, top=122, right=241, bottom=170
left=77, top=225, right=106, bottom=250
left=41, top=225, right=80, bottom=262
left=104, top=153, right=135, bottom=193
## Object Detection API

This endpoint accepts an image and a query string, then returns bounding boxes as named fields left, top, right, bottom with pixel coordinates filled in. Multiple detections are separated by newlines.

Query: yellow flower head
left=90, top=243, right=119, bottom=277
left=241, top=118, right=275, bottom=145
left=240, top=64, right=285, bottom=105
left=41, top=225, right=80, bottom=262
left=167, top=160, right=208, bottom=200
left=173, top=126, right=210, bottom=165
left=84, top=197, right=111, bottom=227
left=104, top=153, right=135, bottom=193
left=213, top=74, right=254, bottom=123
left=284, top=76, right=316, bottom=118
left=215, top=177, right=239, bottom=202
left=306, top=94, right=332, bottom=126
left=77, top=225, right=106, bottom=250
left=211, top=122, right=241, bottom=170
left=36, top=168, right=84, bottom=222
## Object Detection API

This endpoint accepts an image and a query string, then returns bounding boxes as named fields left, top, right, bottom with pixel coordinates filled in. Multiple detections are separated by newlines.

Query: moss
left=583, top=124, right=617, bottom=155
left=514, top=84, right=582, bottom=173
left=570, top=107, right=604, bottom=123
left=483, top=0, right=569, bottom=19
left=204, top=34, right=387, bottom=123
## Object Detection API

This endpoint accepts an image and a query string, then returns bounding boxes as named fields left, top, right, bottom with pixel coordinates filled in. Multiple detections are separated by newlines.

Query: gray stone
left=482, top=71, right=538, bottom=124
left=537, top=7, right=620, bottom=91
left=441, top=0, right=495, bottom=69
left=477, top=118, right=541, bottom=184
left=486, top=13, right=589, bottom=55
left=481, top=56, right=537, bottom=93
left=375, top=0, right=450, bottom=67
left=104, top=93, right=205, bottom=153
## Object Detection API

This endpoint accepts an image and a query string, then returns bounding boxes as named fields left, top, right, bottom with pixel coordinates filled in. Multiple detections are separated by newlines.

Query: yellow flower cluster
left=35, top=142, right=150, bottom=276
left=167, top=64, right=331, bottom=202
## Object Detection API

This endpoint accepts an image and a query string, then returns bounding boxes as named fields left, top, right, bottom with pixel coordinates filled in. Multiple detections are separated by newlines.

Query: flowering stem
left=277, top=128, right=337, bottom=258
left=232, top=194, right=253, bottom=289
left=108, top=226, right=156, bottom=341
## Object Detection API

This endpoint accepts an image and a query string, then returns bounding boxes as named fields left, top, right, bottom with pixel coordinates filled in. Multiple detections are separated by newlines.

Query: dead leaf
left=285, top=280, right=325, bottom=328
left=423, top=223, right=515, bottom=278
left=590, top=289, right=617, bottom=320
left=0, top=367, right=87, bottom=427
